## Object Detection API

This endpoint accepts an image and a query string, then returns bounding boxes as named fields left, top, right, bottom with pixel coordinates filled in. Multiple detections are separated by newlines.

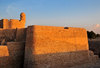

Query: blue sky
left=0, top=0, right=100, bottom=33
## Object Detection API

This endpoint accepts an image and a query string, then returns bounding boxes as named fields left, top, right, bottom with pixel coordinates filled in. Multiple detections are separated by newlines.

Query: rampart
left=0, top=28, right=26, bottom=68
left=0, top=13, right=97, bottom=68
left=0, top=25, right=96, bottom=68
left=24, top=25, right=89, bottom=68
left=0, top=42, right=25, bottom=68
left=0, top=28, right=26, bottom=44
left=0, top=12, right=25, bottom=29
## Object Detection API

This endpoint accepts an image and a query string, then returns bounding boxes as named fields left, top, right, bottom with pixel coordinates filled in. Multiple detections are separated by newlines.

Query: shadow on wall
left=89, top=41, right=100, bottom=57
left=0, top=28, right=26, bottom=68
left=0, top=29, right=16, bottom=43
left=24, top=50, right=90, bottom=68
left=0, top=43, right=90, bottom=68
left=24, top=25, right=89, bottom=68
left=0, top=28, right=26, bottom=45
left=0, top=25, right=90, bottom=68
left=0, top=42, right=25, bottom=68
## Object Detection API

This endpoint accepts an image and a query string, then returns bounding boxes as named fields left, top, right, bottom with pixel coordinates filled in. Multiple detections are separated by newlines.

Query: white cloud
left=6, top=3, right=23, bottom=19
left=95, top=24, right=100, bottom=28
left=85, top=24, right=100, bottom=34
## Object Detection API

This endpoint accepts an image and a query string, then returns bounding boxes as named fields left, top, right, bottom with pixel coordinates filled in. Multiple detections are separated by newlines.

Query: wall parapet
left=0, top=12, right=25, bottom=29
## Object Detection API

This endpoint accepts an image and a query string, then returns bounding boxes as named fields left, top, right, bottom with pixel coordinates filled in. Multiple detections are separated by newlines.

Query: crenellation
left=0, top=12, right=25, bottom=29
left=20, top=12, right=26, bottom=22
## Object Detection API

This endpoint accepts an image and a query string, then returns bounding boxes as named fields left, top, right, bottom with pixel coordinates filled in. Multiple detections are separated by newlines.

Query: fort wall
left=2, top=19, right=25, bottom=29
left=89, top=40, right=100, bottom=56
left=0, top=29, right=16, bottom=43
left=0, top=42, right=25, bottom=68
left=0, top=12, right=26, bottom=68
left=0, top=28, right=26, bottom=68
left=0, top=28, right=26, bottom=44
left=0, top=12, right=25, bottom=29
left=0, top=12, right=97, bottom=68
left=16, top=28, right=26, bottom=42
left=24, top=25, right=89, bottom=68
left=0, top=46, right=9, bottom=57
left=0, top=20, right=3, bottom=28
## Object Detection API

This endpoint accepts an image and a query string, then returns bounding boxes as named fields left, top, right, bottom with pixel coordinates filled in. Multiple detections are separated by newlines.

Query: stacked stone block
left=0, top=42, right=25, bottom=68
left=0, top=12, right=25, bottom=29
left=24, top=25, right=89, bottom=68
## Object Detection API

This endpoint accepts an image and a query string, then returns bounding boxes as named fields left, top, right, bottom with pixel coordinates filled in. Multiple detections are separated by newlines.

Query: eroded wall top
left=0, top=12, right=26, bottom=29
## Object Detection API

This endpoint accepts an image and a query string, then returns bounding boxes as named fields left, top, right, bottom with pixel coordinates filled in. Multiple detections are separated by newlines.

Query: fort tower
left=0, top=12, right=25, bottom=29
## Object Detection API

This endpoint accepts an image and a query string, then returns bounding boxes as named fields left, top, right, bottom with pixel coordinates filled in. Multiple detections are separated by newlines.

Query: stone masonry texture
left=24, top=25, right=89, bottom=68
left=0, top=12, right=25, bottom=29
left=0, top=13, right=91, bottom=68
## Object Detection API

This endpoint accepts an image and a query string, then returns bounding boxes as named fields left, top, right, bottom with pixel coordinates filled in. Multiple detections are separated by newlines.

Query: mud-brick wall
left=0, top=20, right=3, bottom=28
left=16, top=28, right=26, bottom=42
left=89, top=40, right=100, bottom=56
left=9, top=19, right=25, bottom=29
left=2, top=19, right=25, bottom=29
left=0, top=42, right=25, bottom=68
left=0, top=28, right=26, bottom=42
left=24, top=25, right=89, bottom=68
left=3, top=19, right=11, bottom=29
left=0, top=29, right=16, bottom=42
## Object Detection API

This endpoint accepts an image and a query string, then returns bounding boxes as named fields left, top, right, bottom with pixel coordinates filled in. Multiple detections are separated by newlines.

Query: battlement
left=0, top=12, right=25, bottom=29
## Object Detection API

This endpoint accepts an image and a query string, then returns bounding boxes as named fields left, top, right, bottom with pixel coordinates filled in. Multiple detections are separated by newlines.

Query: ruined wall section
left=0, top=20, right=3, bottom=28
left=0, top=29, right=16, bottom=43
left=89, top=40, right=100, bottom=56
left=16, top=28, right=27, bottom=42
left=2, top=19, right=25, bottom=29
left=0, top=46, right=9, bottom=57
left=0, top=28, right=26, bottom=44
left=3, top=19, right=11, bottom=29
left=24, top=25, right=89, bottom=68
left=0, top=28, right=26, bottom=68
left=0, top=12, right=25, bottom=29
left=0, top=42, right=25, bottom=68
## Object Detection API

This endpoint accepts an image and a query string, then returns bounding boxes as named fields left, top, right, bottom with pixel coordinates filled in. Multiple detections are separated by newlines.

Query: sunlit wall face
left=0, top=46, right=9, bottom=57
left=0, top=0, right=100, bottom=33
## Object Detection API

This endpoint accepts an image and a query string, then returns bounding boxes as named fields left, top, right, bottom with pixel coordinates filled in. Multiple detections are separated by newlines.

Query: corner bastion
left=24, top=25, right=90, bottom=68
left=0, top=13, right=98, bottom=68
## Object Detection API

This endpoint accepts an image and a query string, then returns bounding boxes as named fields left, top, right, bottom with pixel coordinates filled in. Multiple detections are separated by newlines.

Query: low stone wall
left=0, top=25, right=90, bottom=68
left=0, top=42, right=25, bottom=68
left=1, top=12, right=25, bottom=29
left=0, top=20, right=3, bottom=28
left=24, top=25, right=89, bottom=68
left=0, top=46, right=9, bottom=57
left=16, top=28, right=26, bottom=42
left=0, top=29, right=16, bottom=42
left=0, top=28, right=26, bottom=43
left=89, top=40, right=100, bottom=56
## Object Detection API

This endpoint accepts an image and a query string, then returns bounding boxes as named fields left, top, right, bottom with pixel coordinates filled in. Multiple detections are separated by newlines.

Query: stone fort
left=0, top=13, right=98, bottom=68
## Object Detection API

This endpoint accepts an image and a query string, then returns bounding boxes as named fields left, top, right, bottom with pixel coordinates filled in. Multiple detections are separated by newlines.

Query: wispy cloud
left=6, top=3, right=23, bottom=19
left=86, top=24, right=100, bottom=34
left=95, top=24, right=100, bottom=28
